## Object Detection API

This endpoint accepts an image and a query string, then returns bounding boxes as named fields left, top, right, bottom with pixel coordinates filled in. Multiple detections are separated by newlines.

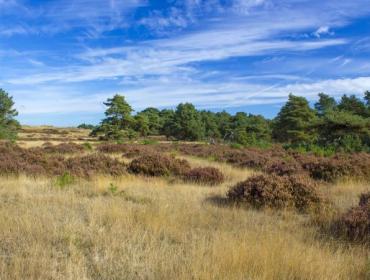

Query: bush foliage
left=332, top=192, right=370, bottom=243
left=227, top=174, right=323, bottom=211
left=183, top=167, right=224, bottom=185
left=128, top=153, right=191, bottom=177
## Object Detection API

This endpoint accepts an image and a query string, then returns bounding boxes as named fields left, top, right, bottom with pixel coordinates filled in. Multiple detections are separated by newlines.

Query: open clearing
left=0, top=127, right=369, bottom=280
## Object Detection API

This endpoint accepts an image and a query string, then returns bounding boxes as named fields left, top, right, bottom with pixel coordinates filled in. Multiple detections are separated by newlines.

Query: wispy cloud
left=2, top=0, right=370, bottom=125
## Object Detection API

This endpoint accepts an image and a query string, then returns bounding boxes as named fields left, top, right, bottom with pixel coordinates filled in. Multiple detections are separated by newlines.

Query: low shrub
left=0, top=143, right=126, bottom=179
left=41, top=142, right=85, bottom=154
left=332, top=193, right=370, bottom=243
left=227, top=174, right=322, bottom=211
left=128, top=154, right=191, bottom=177
left=264, top=159, right=305, bottom=176
left=65, top=154, right=126, bottom=178
left=183, top=167, right=224, bottom=185
left=299, top=153, right=370, bottom=182
left=359, top=192, right=370, bottom=207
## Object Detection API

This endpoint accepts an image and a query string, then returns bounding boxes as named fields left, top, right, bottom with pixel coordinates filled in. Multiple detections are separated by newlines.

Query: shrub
left=65, top=154, right=126, bottom=178
left=0, top=143, right=128, bottom=179
left=227, top=174, right=322, bottom=211
left=332, top=193, right=370, bottom=243
left=183, top=167, right=224, bottom=185
left=299, top=153, right=370, bottom=182
left=41, top=142, right=85, bottom=154
left=359, top=192, right=370, bottom=207
left=264, top=159, right=305, bottom=176
left=128, top=154, right=190, bottom=177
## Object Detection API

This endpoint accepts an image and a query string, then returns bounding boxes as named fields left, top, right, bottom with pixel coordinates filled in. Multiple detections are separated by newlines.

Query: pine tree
left=0, top=89, right=20, bottom=140
left=338, top=94, right=368, bottom=117
left=92, top=94, right=134, bottom=140
left=315, top=93, right=337, bottom=116
left=273, top=94, right=317, bottom=145
left=172, top=103, right=205, bottom=141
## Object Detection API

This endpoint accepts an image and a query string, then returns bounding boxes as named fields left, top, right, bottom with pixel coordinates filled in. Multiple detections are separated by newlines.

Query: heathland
left=0, top=89, right=369, bottom=279
left=0, top=126, right=368, bottom=279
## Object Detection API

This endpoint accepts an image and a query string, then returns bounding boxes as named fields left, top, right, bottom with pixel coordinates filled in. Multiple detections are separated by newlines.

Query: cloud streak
left=1, top=0, right=370, bottom=125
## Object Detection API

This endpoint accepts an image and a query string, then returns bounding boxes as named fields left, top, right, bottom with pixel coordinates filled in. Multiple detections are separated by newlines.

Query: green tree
left=273, top=94, right=318, bottom=145
left=245, top=114, right=272, bottom=144
left=172, top=103, right=205, bottom=141
left=0, top=89, right=20, bottom=140
left=315, top=93, right=337, bottom=116
left=338, top=94, right=368, bottom=117
left=92, top=94, right=134, bottom=140
left=134, top=114, right=150, bottom=137
left=159, top=109, right=175, bottom=139
left=137, top=107, right=162, bottom=135
left=316, top=110, right=370, bottom=152
left=231, top=113, right=271, bottom=147
left=200, top=110, right=221, bottom=139
left=215, top=111, right=233, bottom=140
left=364, top=91, right=370, bottom=107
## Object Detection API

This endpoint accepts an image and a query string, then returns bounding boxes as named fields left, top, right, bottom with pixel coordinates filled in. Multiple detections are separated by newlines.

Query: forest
left=84, top=91, right=370, bottom=154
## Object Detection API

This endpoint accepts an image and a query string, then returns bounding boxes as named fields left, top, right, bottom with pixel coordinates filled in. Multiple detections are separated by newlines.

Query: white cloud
left=10, top=76, right=370, bottom=115
left=313, top=26, right=333, bottom=37
left=2, top=0, right=370, bottom=122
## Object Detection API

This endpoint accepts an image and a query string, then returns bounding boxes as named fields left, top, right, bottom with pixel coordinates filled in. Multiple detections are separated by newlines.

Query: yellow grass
left=3, top=128, right=370, bottom=279
left=0, top=165, right=369, bottom=279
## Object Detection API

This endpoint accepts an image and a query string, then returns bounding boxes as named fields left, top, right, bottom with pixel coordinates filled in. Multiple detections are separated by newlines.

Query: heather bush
left=128, top=154, right=190, bottom=177
left=299, top=153, right=370, bottom=182
left=0, top=143, right=65, bottom=176
left=183, top=167, right=224, bottom=185
left=0, top=143, right=126, bottom=178
left=64, top=154, right=126, bottom=178
left=41, top=142, right=85, bottom=154
left=227, top=174, right=322, bottom=211
left=264, top=159, right=305, bottom=176
left=359, top=192, right=370, bottom=207
left=331, top=193, right=370, bottom=243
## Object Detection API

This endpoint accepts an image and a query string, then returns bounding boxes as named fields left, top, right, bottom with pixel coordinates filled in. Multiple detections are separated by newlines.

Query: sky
left=1, top=0, right=370, bottom=126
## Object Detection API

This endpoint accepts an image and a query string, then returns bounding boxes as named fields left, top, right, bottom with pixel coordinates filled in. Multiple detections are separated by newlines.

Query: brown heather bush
left=183, top=167, right=224, bottom=186
left=359, top=192, right=370, bottom=207
left=64, top=154, right=126, bottom=178
left=227, top=174, right=322, bottom=211
left=264, top=159, right=305, bottom=177
left=0, top=143, right=65, bottom=176
left=39, top=142, right=85, bottom=154
left=128, top=153, right=191, bottom=177
left=298, top=153, right=370, bottom=182
left=0, top=143, right=126, bottom=179
left=97, top=143, right=130, bottom=153
left=331, top=192, right=370, bottom=243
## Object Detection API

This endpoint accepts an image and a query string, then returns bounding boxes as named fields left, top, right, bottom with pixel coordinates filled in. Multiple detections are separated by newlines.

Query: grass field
left=0, top=127, right=369, bottom=280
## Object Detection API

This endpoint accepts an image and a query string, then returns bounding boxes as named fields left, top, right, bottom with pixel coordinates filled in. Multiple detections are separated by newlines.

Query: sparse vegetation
left=183, top=166, right=225, bottom=185
left=0, top=91, right=369, bottom=279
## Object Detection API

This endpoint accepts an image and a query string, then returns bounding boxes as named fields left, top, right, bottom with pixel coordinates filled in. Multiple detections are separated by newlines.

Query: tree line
left=91, top=92, right=370, bottom=153
left=0, top=87, right=369, bottom=153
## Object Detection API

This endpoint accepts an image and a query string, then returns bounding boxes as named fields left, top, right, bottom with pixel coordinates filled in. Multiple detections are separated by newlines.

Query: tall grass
left=0, top=164, right=368, bottom=279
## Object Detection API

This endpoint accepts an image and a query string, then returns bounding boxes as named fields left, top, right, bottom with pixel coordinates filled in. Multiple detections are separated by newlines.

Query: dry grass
left=2, top=128, right=368, bottom=279
left=0, top=172, right=369, bottom=279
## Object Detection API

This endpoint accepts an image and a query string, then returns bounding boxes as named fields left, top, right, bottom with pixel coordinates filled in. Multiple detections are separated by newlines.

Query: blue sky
left=1, top=0, right=370, bottom=126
